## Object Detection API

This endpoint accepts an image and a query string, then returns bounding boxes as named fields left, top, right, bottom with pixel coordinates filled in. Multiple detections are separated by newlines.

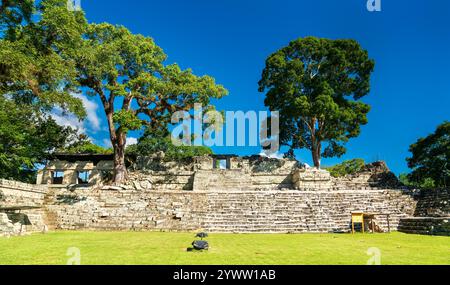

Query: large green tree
left=258, top=37, right=375, bottom=168
left=76, top=23, right=227, bottom=184
left=0, top=96, right=80, bottom=182
left=407, top=122, right=449, bottom=188
left=0, top=0, right=86, bottom=117
left=0, top=0, right=92, bottom=181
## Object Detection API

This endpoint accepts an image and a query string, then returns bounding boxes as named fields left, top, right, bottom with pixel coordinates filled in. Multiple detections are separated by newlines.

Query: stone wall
left=0, top=180, right=48, bottom=236
left=132, top=156, right=298, bottom=191
left=412, top=188, right=450, bottom=217
left=38, top=160, right=113, bottom=185
left=45, top=188, right=207, bottom=231
left=331, top=162, right=402, bottom=190
left=127, top=158, right=407, bottom=192
left=398, top=188, right=450, bottom=236
left=1, top=171, right=448, bottom=236
left=293, top=168, right=332, bottom=190
left=42, top=156, right=403, bottom=192
left=398, top=217, right=449, bottom=236
left=204, top=190, right=416, bottom=233
left=127, top=171, right=195, bottom=191
left=44, top=188, right=417, bottom=233
left=0, top=179, right=48, bottom=207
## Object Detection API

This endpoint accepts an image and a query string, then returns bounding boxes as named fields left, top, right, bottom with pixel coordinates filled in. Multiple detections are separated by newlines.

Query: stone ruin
left=0, top=180, right=48, bottom=237
left=0, top=154, right=449, bottom=236
left=332, top=161, right=403, bottom=190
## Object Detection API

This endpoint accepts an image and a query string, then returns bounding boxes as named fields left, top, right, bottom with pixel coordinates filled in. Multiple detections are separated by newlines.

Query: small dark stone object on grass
left=192, top=240, right=209, bottom=250
left=195, top=232, right=208, bottom=240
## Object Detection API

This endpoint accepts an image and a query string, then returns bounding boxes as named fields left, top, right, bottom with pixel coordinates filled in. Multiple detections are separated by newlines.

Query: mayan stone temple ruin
left=1, top=154, right=449, bottom=236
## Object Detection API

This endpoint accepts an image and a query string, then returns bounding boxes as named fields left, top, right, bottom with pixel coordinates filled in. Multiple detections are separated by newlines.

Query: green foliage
left=325, top=159, right=366, bottom=178
left=399, top=173, right=436, bottom=189
left=113, top=110, right=142, bottom=133
left=0, top=0, right=87, bottom=118
left=406, top=122, right=449, bottom=188
left=0, top=1, right=94, bottom=182
left=0, top=96, right=79, bottom=182
left=259, top=37, right=375, bottom=167
left=0, top=1, right=226, bottom=183
left=65, top=143, right=112, bottom=155
left=0, top=0, right=34, bottom=38
left=61, top=134, right=112, bottom=155
left=77, top=22, right=227, bottom=136
left=398, top=173, right=410, bottom=187
left=165, top=143, right=213, bottom=161
left=76, top=22, right=227, bottom=182
left=127, top=136, right=213, bottom=162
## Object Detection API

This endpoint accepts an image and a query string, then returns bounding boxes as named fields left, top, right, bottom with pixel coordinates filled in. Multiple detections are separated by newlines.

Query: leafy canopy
left=60, top=134, right=113, bottom=155
left=0, top=96, right=80, bottom=182
left=406, top=122, right=449, bottom=188
left=127, top=136, right=213, bottom=163
left=398, top=173, right=437, bottom=189
left=77, top=23, right=227, bottom=137
left=259, top=37, right=375, bottom=167
left=0, top=0, right=87, bottom=118
left=325, top=159, right=366, bottom=178
left=76, top=22, right=227, bottom=183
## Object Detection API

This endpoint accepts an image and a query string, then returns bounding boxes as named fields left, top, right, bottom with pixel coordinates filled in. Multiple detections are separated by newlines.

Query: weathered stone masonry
left=398, top=188, right=450, bottom=236
left=1, top=156, right=449, bottom=236
left=44, top=188, right=416, bottom=233
left=0, top=180, right=48, bottom=236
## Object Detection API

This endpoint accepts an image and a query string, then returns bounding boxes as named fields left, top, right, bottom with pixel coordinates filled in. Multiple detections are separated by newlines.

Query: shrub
left=399, top=173, right=436, bottom=189
left=126, top=137, right=212, bottom=162
left=325, top=159, right=366, bottom=178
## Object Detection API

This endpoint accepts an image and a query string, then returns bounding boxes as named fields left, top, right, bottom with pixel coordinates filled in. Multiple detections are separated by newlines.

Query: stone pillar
left=64, top=170, right=78, bottom=185
left=292, top=168, right=332, bottom=190
left=36, top=169, right=44, bottom=185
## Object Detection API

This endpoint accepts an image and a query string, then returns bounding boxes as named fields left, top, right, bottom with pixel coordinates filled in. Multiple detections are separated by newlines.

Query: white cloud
left=259, top=150, right=284, bottom=159
left=72, top=93, right=101, bottom=131
left=49, top=93, right=102, bottom=134
left=127, top=137, right=138, bottom=146
left=50, top=110, right=85, bottom=133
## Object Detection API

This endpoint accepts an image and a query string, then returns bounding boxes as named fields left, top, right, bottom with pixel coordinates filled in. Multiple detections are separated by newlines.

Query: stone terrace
left=1, top=156, right=449, bottom=236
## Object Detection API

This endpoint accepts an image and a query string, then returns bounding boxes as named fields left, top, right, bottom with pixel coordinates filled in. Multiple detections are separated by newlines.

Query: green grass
left=0, top=231, right=448, bottom=265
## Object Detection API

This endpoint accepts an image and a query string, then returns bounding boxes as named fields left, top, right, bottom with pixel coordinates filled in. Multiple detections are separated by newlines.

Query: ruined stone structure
left=398, top=188, right=450, bottom=236
left=37, top=154, right=114, bottom=186
left=1, top=155, right=449, bottom=236
left=0, top=180, right=48, bottom=236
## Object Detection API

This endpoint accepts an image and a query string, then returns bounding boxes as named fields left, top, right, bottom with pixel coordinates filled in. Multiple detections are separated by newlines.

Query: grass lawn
left=0, top=231, right=448, bottom=265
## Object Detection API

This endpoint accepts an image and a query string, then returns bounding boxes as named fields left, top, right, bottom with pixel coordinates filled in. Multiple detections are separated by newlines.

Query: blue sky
left=70, top=0, right=450, bottom=175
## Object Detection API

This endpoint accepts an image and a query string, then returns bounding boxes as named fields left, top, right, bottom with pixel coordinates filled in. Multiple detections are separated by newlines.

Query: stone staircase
left=203, top=192, right=343, bottom=233
left=42, top=189, right=59, bottom=230
left=202, top=191, right=411, bottom=233
left=398, top=217, right=450, bottom=236
left=397, top=189, right=450, bottom=236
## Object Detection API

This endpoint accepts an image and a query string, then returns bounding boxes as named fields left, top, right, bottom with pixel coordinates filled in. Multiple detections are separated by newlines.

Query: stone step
left=398, top=217, right=450, bottom=236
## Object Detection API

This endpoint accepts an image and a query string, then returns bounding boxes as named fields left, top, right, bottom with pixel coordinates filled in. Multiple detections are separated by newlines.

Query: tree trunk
left=308, top=117, right=321, bottom=169
left=113, top=138, right=127, bottom=185
left=97, top=88, right=129, bottom=185
left=311, top=142, right=321, bottom=169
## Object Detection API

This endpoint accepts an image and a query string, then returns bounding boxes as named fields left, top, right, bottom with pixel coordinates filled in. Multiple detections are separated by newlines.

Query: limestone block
left=193, top=156, right=214, bottom=170
left=0, top=213, right=10, bottom=224
left=293, top=168, right=332, bottom=190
